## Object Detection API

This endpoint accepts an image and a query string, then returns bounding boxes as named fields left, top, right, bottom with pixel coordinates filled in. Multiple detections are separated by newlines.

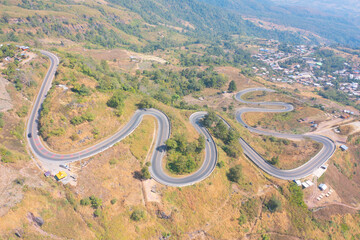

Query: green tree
left=266, top=195, right=282, bottom=212
left=141, top=166, right=151, bottom=180
left=107, top=90, right=125, bottom=116
left=201, top=111, right=217, bottom=128
left=107, top=92, right=125, bottom=109
left=196, top=136, right=205, bottom=153
left=137, top=98, right=154, bottom=109
left=227, top=165, right=242, bottom=183
left=165, top=139, right=178, bottom=150
left=228, top=80, right=237, bottom=92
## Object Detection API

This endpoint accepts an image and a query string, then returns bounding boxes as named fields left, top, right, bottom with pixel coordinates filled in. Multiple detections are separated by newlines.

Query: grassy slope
left=1, top=1, right=360, bottom=240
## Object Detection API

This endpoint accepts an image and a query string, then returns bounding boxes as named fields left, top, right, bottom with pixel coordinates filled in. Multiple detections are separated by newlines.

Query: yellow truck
left=55, top=171, right=67, bottom=181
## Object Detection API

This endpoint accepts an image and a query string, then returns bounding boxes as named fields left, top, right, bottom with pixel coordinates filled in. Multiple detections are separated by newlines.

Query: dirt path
left=142, top=119, right=162, bottom=204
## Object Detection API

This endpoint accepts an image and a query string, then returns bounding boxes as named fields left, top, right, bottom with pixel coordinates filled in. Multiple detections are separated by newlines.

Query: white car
left=60, top=164, right=69, bottom=169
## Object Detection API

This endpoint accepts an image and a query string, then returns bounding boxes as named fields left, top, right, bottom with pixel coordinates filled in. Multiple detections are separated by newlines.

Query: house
left=293, top=180, right=302, bottom=186
left=302, top=182, right=310, bottom=189
left=19, top=46, right=30, bottom=51
left=319, top=183, right=328, bottom=191
left=340, top=145, right=348, bottom=151
left=44, top=171, right=51, bottom=177
left=305, top=180, right=314, bottom=187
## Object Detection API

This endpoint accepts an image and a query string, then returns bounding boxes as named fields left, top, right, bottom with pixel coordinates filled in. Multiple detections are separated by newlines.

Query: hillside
left=1, top=0, right=360, bottom=239
left=0, top=0, right=315, bottom=51
left=199, top=0, right=360, bottom=47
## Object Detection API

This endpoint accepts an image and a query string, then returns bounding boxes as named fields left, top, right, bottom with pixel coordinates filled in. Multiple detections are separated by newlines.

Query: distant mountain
left=198, top=0, right=360, bottom=48
left=271, top=0, right=360, bottom=26
left=107, top=0, right=308, bottom=44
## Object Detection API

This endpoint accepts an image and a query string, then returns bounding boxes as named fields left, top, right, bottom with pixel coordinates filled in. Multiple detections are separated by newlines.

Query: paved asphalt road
left=27, top=51, right=217, bottom=187
left=27, top=52, right=334, bottom=186
left=234, top=88, right=336, bottom=180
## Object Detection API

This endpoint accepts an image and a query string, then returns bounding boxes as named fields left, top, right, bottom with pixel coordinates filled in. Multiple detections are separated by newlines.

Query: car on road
left=207, top=138, right=212, bottom=143
left=27, top=133, right=32, bottom=138
left=60, top=164, right=69, bottom=169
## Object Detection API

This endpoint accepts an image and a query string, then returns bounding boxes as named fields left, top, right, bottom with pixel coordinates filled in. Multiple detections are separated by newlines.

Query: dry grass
left=123, top=116, right=156, bottom=163
left=242, top=91, right=324, bottom=134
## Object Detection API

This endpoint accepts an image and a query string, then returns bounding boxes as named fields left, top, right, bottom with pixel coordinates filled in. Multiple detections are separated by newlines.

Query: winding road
left=26, top=51, right=217, bottom=187
left=234, top=88, right=336, bottom=180
left=27, top=52, right=335, bottom=187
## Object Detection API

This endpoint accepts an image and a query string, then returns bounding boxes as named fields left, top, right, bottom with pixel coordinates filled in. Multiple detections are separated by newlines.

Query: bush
left=82, top=112, right=95, bottom=122
left=70, top=133, right=80, bottom=141
left=89, top=195, right=102, bottom=209
left=266, top=195, right=282, bottom=212
left=288, top=183, right=306, bottom=208
left=107, top=91, right=125, bottom=109
left=166, top=134, right=203, bottom=174
left=70, top=116, right=84, bottom=125
left=269, top=156, right=279, bottom=166
left=110, top=199, right=117, bottom=205
left=70, top=112, right=95, bottom=125
left=71, top=83, right=91, bottom=96
left=80, top=198, right=90, bottom=206
left=16, top=105, right=29, bottom=118
left=217, top=160, right=225, bottom=168
left=137, top=98, right=154, bottom=109
left=141, top=166, right=151, bottom=180
left=109, top=159, right=118, bottom=165
left=228, top=80, right=237, bottom=92
left=222, top=143, right=241, bottom=158
left=227, top=165, right=242, bottom=183
left=130, top=209, right=145, bottom=221
left=93, top=209, right=101, bottom=217
left=238, top=214, right=247, bottom=226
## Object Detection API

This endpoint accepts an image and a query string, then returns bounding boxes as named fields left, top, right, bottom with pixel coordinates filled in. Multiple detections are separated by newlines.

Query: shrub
left=89, top=195, right=102, bottom=209
left=0, top=147, right=14, bottom=163
left=107, top=91, right=125, bottom=109
left=228, top=80, right=237, bottom=92
left=93, top=209, right=101, bottom=217
left=70, top=112, right=95, bottom=125
left=269, top=156, right=279, bottom=166
left=16, top=105, right=29, bottom=118
left=49, top=127, right=65, bottom=137
left=137, top=98, right=154, bottom=109
left=70, top=116, right=84, bottom=125
left=217, top=160, right=225, bottom=168
left=71, top=83, right=91, bottom=96
left=222, top=143, right=241, bottom=158
left=82, top=112, right=95, bottom=122
left=238, top=214, right=247, bottom=226
left=80, top=198, right=90, bottom=206
left=130, top=209, right=145, bottom=221
left=70, top=133, right=80, bottom=141
left=165, top=134, right=203, bottom=174
left=227, top=165, right=242, bottom=183
left=110, top=199, right=117, bottom=205
left=288, top=183, right=306, bottom=208
left=109, top=159, right=118, bottom=165
left=266, top=195, right=282, bottom=212
left=141, top=166, right=151, bottom=180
